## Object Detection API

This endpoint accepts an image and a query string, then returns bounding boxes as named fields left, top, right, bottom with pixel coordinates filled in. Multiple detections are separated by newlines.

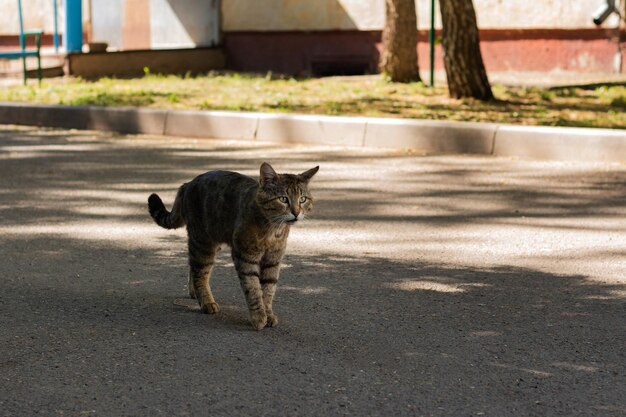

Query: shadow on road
left=1, top=125, right=625, bottom=416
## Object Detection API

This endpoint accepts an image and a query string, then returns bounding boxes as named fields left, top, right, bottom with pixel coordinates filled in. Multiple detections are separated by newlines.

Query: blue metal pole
left=17, top=0, right=27, bottom=84
left=64, top=0, right=82, bottom=53
left=53, top=0, right=59, bottom=51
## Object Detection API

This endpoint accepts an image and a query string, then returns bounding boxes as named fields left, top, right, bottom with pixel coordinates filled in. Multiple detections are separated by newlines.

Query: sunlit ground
left=1, top=125, right=625, bottom=287
left=1, top=125, right=625, bottom=415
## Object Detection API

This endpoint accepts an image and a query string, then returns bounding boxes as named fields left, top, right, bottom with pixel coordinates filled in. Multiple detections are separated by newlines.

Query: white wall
left=222, top=0, right=383, bottom=31
left=150, top=0, right=219, bottom=48
left=91, top=0, right=123, bottom=48
left=222, top=0, right=621, bottom=31
left=2, top=0, right=219, bottom=49
left=1, top=1, right=620, bottom=44
left=474, top=0, right=621, bottom=29
left=1, top=0, right=64, bottom=35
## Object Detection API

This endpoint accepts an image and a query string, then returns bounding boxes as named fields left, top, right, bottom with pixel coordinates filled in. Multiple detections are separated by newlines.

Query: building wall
left=91, top=0, right=123, bottom=48
left=222, top=0, right=622, bottom=31
left=1, top=0, right=623, bottom=74
left=0, top=0, right=218, bottom=50
left=3, top=0, right=617, bottom=36
left=2, top=0, right=622, bottom=39
left=474, top=0, right=621, bottom=29
left=0, top=0, right=64, bottom=35
left=90, top=0, right=219, bottom=50
left=149, top=0, right=220, bottom=48
left=222, top=0, right=381, bottom=31
left=222, top=0, right=625, bottom=75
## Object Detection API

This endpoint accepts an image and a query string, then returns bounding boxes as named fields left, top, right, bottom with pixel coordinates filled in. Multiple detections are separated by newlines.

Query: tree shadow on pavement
left=2, top=125, right=625, bottom=232
left=1, top=233, right=624, bottom=417
left=1, top=125, right=625, bottom=416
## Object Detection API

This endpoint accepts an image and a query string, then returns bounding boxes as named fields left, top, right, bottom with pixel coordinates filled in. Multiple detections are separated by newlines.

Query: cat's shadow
left=173, top=298, right=253, bottom=330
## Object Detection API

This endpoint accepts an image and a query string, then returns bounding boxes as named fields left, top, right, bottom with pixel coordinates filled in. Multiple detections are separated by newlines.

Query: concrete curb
left=362, top=118, right=497, bottom=154
left=87, top=107, right=168, bottom=135
left=256, top=114, right=368, bottom=147
left=492, top=125, right=626, bottom=162
left=164, top=110, right=258, bottom=140
left=0, top=101, right=625, bottom=162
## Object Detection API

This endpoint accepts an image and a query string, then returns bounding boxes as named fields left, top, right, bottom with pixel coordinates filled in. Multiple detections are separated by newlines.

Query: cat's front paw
left=266, top=312, right=278, bottom=327
left=201, top=302, right=220, bottom=314
left=249, top=310, right=268, bottom=331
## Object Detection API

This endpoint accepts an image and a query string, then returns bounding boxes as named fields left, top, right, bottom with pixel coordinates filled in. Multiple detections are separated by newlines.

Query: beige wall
left=223, top=0, right=620, bottom=31
left=149, top=0, right=220, bottom=48
left=1, top=0, right=94, bottom=36
left=222, top=0, right=383, bottom=31
left=1, top=0, right=62, bottom=35
left=475, top=0, right=621, bottom=29
left=1, top=1, right=621, bottom=40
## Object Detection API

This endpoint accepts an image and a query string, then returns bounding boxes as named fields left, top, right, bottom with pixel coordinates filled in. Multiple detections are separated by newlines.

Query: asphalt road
left=0, top=125, right=625, bottom=417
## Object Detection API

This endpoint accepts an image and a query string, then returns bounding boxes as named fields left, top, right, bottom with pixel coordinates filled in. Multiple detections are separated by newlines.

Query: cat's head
left=256, top=162, right=319, bottom=225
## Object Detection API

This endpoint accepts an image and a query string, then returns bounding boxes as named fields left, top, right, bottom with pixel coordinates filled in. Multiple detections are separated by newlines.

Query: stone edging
left=0, top=102, right=625, bottom=162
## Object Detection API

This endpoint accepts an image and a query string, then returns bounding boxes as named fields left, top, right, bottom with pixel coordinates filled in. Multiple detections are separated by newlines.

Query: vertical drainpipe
left=618, top=0, right=625, bottom=72
left=64, top=0, right=83, bottom=52
left=53, top=0, right=59, bottom=51
left=84, top=0, right=92, bottom=45
left=210, top=0, right=221, bottom=46
left=429, top=0, right=435, bottom=86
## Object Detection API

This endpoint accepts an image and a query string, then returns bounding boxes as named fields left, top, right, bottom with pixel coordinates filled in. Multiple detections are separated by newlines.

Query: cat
left=148, top=162, right=319, bottom=330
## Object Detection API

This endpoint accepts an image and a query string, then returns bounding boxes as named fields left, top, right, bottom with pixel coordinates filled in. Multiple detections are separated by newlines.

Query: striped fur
left=148, top=162, right=319, bottom=330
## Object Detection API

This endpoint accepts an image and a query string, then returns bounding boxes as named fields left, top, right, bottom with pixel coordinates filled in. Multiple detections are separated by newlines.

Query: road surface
left=1, top=125, right=624, bottom=416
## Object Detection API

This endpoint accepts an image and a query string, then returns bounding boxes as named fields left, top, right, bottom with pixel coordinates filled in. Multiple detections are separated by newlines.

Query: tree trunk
left=380, top=0, right=421, bottom=83
left=439, top=0, right=493, bottom=100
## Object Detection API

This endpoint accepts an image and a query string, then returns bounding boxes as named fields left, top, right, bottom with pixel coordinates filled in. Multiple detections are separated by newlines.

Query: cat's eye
left=279, top=196, right=289, bottom=204
left=299, top=196, right=308, bottom=204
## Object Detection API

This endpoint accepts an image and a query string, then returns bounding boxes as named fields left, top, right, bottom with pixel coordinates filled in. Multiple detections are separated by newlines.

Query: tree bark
left=439, top=0, right=493, bottom=100
left=380, top=0, right=421, bottom=83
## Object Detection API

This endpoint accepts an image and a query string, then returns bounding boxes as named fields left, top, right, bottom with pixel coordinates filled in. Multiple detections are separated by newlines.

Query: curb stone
left=256, top=114, right=367, bottom=147
left=492, top=125, right=626, bottom=162
left=164, top=110, right=258, bottom=140
left=86, top=107, right=168, bottom=135
left=362, top=118, right=496, bottom=154
left=0, top=102, right=625, bottom=162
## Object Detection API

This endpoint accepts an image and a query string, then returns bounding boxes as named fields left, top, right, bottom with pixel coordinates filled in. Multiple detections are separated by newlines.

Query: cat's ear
left=260, top=162, right=278, bottom=186
left=300, top=166, right=319, bottom=182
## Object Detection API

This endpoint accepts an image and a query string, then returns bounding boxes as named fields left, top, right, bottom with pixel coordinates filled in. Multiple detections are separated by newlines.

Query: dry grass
left=1, top=72, right=625, bottom=129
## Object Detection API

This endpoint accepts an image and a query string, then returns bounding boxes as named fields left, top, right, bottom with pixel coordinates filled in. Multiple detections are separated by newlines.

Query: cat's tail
left=148, top=187, right=185, bottom=229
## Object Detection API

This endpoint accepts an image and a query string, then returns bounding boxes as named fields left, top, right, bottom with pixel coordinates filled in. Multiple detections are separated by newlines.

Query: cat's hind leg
left=188, top=238, right=220, bottom=314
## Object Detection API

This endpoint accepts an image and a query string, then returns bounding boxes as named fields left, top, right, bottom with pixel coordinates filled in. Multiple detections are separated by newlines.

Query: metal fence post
left=53, top=0, right=59, bottom=51
left=64, top=0, right=82, bottom=52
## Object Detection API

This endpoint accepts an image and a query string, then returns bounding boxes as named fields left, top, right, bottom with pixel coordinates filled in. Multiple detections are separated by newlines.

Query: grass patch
left=1, top=72, right=625, bottom=129
left=610, top=95, right=626, bottom=109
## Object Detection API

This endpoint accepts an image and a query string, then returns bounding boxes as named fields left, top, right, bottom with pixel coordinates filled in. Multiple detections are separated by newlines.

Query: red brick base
left=223, top=31, right=382, bottom=76
left=0, top=34, right=61, bottom=49
left=224, top=29, right=626, bottom=76
left=2, top=28, right=623, bottom=76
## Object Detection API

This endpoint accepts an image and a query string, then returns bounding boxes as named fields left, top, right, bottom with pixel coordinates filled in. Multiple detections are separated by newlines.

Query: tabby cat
left=148, top=162, right=319, bottom=330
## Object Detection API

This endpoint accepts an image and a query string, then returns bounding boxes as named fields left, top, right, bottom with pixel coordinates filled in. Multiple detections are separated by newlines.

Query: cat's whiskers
left=265, top=214, right=290, bottom=232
